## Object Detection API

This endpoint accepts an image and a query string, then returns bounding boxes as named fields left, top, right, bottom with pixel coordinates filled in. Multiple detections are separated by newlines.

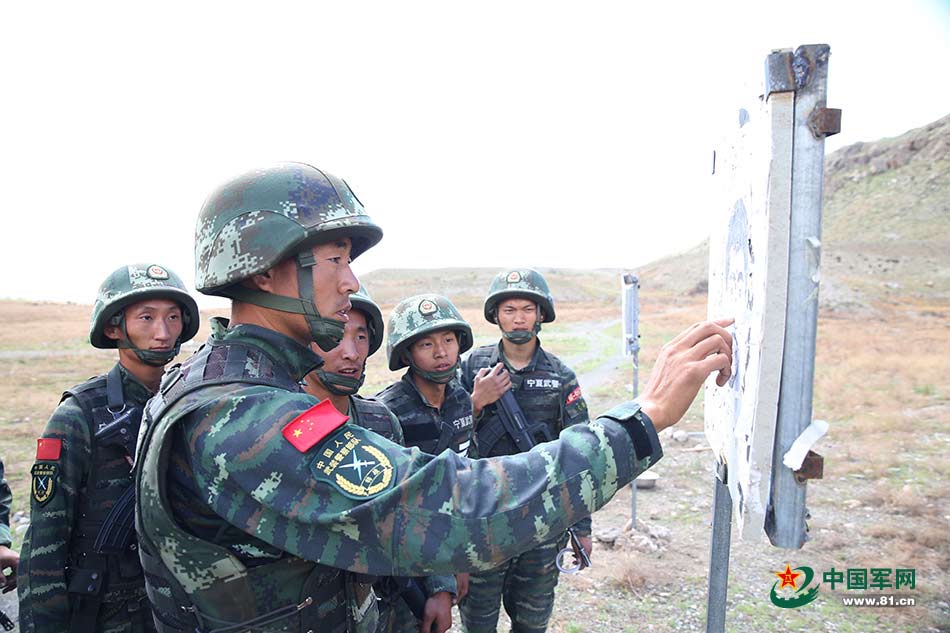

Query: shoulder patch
left=310, top=428, right=395, bottom=500
left=36, top=437, right=62, bottom=460
left=566, top=386, right=582, bottom=405
left=282, top=400, right=349, bottom=453
left=31, top=463, right=58, bottom=506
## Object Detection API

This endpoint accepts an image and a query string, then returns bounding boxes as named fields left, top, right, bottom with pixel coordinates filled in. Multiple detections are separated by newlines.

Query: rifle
left=494, top=390, right=592, bottom=574
left=0, top=607, right=14, bottom=631
left=391, top=576, right=428, bottom=621
left=92, top=407, right=142, bottom=554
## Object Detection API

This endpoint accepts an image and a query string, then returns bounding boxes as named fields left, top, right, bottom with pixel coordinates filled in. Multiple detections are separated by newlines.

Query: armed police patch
left=418, top=298, right=438, bottom=316
left=506, top=271, right=522, bottom=284
left=310, top=428, right=395, bottom=500
left=31, top=463, right=58, bottom=506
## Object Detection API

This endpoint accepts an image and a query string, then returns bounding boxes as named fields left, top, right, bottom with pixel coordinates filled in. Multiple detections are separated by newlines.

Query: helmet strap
left=409, top=359, right=460, bottom=384
left=223, top=251, right=345, bottom=352
left=114, top=317, right=180, bottom=367
left=500, top=305, right=542, bottom=345
left=314, top=366, right=365, bottom=396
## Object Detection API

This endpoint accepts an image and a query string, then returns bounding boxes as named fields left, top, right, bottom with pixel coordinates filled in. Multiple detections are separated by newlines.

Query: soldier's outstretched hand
left=637, top=318, right=734, bottom=432
left=471, top=362, right=511, bottom=417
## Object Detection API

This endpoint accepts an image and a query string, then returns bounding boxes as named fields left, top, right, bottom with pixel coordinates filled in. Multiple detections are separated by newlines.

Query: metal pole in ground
left=621, top=273, right=640, bottom=524
left=705, top=462, right=732, bottom=633
left=766, top=44, right=838, bottom=548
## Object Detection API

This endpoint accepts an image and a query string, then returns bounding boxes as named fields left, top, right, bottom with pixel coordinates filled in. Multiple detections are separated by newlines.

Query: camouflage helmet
left=386, top=294, right=473, bottom=371
left=194, top=162, right=383, bottom=351
left=483, top=268, right=556, bottom=324
left=195, top=162, right=382, bottom=293
left=349, top=284, right=384, bottom=357
left=90, top=264, right=200, bottom=365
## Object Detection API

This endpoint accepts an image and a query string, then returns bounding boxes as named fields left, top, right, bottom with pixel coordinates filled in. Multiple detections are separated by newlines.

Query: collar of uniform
left=493, top=339, right=544, bottom=373
left=401, top=371, right=440, bottom=409
left=216, top=320, right=324, bottom=382
left=209, top=315, right=230, bottom=339
left=114, top=362, right=155, bottom=402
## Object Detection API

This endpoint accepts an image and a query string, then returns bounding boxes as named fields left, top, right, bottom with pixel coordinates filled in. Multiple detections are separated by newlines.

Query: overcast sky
left=2, top=0, right=947, bottom=306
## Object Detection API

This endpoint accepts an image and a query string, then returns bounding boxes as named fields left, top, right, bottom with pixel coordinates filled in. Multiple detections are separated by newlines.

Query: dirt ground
left=1, top=294, right=948, bottom=632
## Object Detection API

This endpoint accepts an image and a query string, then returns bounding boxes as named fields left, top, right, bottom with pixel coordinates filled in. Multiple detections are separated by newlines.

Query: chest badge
left=31, top=463, right=59, bottom=506
left=310, top=429, right=395, bottom=500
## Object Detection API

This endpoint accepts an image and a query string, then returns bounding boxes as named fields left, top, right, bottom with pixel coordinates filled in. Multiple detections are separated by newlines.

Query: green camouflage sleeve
left=183, top=387, right=660, bottom=577
left=18, top=398, right=91, bottom=633
left=559, top=365, right=592, bottom=536
left=0, top=458, right=11, bottom=547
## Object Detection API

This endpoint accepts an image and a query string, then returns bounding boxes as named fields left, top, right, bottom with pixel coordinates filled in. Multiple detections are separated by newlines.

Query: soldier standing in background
left=376, top=294, right=479, bottom=631
left=18, top=264, right=199, bottom=633
left=303, top=287, right=455, bottom=633
left=134, top=162, right=733, bottom=633
left=0, top=457, right=18, bottom=594
left=377, top=294, right=475, bottom=458
left=459, top=268, right=591, bottom=633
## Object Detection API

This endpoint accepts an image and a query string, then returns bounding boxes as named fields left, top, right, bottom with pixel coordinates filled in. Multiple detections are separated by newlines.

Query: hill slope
left=638, top=113, right=950, bottom=309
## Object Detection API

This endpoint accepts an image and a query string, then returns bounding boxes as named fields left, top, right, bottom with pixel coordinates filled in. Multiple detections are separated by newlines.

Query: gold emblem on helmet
left=418, top=299, right=438, bottom=316
left=506, top=271, right=522, bottom=284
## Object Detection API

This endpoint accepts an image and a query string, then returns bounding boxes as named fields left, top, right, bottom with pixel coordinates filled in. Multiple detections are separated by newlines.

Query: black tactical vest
left=350, top=396, right=402, bottom=443
left=135, top=337, right=376, bottom=633
left=376, top=375, right=473, bottom=456
left=61, top=364, right=153, bottom=632
left=465, top=345, right=564, bottom=457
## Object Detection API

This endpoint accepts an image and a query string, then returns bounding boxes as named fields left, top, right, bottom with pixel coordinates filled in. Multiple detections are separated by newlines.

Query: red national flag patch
left=36, top=438, right=63, bottom=461
left=282, top=400, right=349, bottom=453
left=566, top=386, right=583, bottom=406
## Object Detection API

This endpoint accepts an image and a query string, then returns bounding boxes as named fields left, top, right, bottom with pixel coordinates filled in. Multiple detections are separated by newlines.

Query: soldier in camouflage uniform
left=375, top=294, right=478, bottom=632
left=0, top=457, right=17, bottom=594
left=458, top=268, right=591, bottom=633
left=133, top=162, right=734, bottom=633
left=18, top=264, right=199, bottom=633
left=303, top=287, right=455, bottom=633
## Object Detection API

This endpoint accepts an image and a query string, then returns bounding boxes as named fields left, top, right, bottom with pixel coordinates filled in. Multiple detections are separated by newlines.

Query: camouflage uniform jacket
left=376, top=374, right=474, bottom=458
left=136, top=321, right=662, bottom=629
left=18, top=363, right=155, bottom=633
left=347, top=396, right=456, bottom=628
left=0, top=458, right=11, bottom=548
left=460, top=341, right=592, bottom=537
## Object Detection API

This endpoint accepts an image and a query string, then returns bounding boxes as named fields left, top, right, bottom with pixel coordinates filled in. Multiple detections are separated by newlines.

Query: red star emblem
left=775, top=564, right=801, bottom=590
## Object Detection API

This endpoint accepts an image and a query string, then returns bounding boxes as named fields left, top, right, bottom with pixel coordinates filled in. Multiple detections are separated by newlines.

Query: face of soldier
left=262, top=238, right=360, bottom=342
left=496, top=298, right=538, bottom=334
left=314, top=310, right=370, bottom=380
left=106, top=299, right=184, bottom=353
left=408, top=329, right=460, bottom=374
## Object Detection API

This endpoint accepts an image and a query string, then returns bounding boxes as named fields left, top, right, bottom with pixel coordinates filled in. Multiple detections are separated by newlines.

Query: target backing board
left=705, top=90, right=793, bottom=539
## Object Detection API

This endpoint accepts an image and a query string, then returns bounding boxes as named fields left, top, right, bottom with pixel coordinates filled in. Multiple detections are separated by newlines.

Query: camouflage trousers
left=459, top=536, right=566, bottom=633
